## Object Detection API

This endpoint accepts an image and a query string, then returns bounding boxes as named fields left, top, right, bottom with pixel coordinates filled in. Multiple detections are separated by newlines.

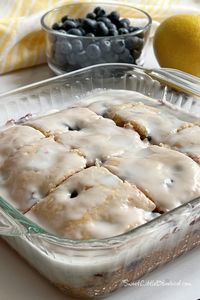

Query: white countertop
left=0, top=45, right=200, bottom=300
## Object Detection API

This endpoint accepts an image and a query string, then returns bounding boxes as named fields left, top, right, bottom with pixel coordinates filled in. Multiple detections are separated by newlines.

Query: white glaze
left=25, top=107, right=101, bottom=136
left=0, top=138, right=86, bottom=212
left=0, top=125, right=44, bottom=166
left=84, top=89, right=159, bottom=115
left=108, top=103, right=188, bottom=143
left=77, top=208, right=155, bottom=240
left=164, top=126, right=200, bottom=162
left=104, top=145, right=200, bottom=212
left=26, top=166, right=156, bottom=240
left=56, top=117, right=146, bottom=165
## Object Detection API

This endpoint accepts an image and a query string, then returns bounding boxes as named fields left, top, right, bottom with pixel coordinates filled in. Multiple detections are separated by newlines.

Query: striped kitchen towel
left=0, top=0, right=199, bottom=74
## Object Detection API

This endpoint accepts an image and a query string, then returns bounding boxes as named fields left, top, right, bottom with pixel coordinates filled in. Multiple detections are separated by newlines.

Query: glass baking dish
left=0, top=64, right=200, bottom=299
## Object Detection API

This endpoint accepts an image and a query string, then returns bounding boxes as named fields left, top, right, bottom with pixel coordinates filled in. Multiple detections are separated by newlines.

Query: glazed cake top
left=27, top=166, right=156, bottom=240
left=0, top=89, right=199, bottom=239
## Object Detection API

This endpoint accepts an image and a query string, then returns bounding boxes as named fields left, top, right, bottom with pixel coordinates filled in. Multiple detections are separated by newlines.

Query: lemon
left=153, top=14, right=200, bottom=77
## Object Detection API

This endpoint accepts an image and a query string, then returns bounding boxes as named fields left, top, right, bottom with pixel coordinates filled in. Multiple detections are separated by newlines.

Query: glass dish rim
left=0, top=63, right=199, bottom=249
left=40, top=1, right=152, bottom=39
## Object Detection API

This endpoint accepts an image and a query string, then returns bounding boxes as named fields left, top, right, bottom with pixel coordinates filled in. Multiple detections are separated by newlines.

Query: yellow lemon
left=153, top=14, right=200, bottom=77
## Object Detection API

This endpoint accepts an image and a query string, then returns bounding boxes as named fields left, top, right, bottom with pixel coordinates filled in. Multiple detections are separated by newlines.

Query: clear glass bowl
left=41, top=2, right=152, bottom=74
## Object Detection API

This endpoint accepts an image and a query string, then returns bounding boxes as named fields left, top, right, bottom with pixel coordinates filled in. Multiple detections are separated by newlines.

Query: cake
left=0, top=125, right=44, bottom=166
left=0, top=89, right=199, bottom=240
left=25, top=107, right=101, bottom=136
left=104, top=145, right=200, bottom=212
left=106, top=102, right=190, bottom=143
left=163, top=125, right=200, bottom=164
left=56, top=116, right=146, bottom=166
left=0, top=137, right=86, bottom=212
left=26, top=166, right=156, bottom=240
left=84, top=89, right=159, bottom=116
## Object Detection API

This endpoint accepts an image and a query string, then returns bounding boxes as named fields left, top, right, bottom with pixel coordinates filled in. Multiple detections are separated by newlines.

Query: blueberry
left=132, top=49, right=141, bottom=59
left=74, top=20, right=82, bottom=27
left=86, top=43, right=101, bottom=59
left=71, top=39, right=83, bottom=52
left=110, top=53, right=119, bottom=63
left=76, top=51, right=88, bottom=66
left=136, top=32, right=144, bottom=39
left=129, top=27, right=144, bottom=38
left=111, top=39, right=125, bottom=54
left=94, top=7, right=101, bottom=14
left=94, top=7, right=106, bottom=17
left=96, top=21, right=109, bottom=36
left=79, top=27, right=86, bottom=36
left=96, top=58, right=107, bottom=64
left=97, top=17, right=111, bottom=27
left=129, top=26, right=138, bottom=32
left=86, top=12, right=96, bottom=19
left=126, top=54, right=135, bottom=63
left=125, top=37, right=135, bottom=50
left=118, top=20, right=128, bottom=29
left=63, top=20, right=78, bottom=30
left=104, top=51, right=117, bottom=62
left=118, top=28, right=129, bottom=35
left=56, top=41, right=72, bottom=55
left=98, top=9, right=106, bottom=17
left=68, top=53, right=77, bottom=66
left=137, top=39, right=144, bottom=51
left=119, top=49, right=134, bottom=63
left=109, top=29, right=118, bottom=36
left=147, top=136, right=152, bottom=142
left=54, top=52, right=68, bottom=66
left=120, top=18, right=130, bottom=28
left=106, top=22, right=117, bottom=30
left=82, top=18, right=97, bottom=33
left=52, top=23, right=60, bottom=30
left=58, top=29, right=67, bottom=34
left=86, top=33, right=95, bottom=37
left=67, top=28, right=83, bottom=36
left=61, top=15, right=69, bottom=23
left=70, top=190, right=78, bottom=198
left=108, top=11, right=120, bottom=24
left=99, top=40, right=111, bottom=53
left=126, top=36, right=144, bottom=51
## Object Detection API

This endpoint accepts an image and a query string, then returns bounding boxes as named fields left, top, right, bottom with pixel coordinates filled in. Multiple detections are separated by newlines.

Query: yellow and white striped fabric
left=0, top=0, right=199, bottom=74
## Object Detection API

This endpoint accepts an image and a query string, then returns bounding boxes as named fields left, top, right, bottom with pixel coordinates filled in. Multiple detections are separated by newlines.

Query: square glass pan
left=0, top=63, right=200, bottom=299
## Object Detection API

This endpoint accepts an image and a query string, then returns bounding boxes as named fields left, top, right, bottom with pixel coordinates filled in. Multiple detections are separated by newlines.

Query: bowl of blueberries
left=41, top=1, right=152, bottom=74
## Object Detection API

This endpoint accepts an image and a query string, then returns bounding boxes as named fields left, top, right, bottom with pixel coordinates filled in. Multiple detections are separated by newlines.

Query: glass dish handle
left=148, top=67, right=200, bottom=97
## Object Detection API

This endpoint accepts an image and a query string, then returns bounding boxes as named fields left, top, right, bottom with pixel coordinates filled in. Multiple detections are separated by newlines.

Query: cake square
left=163, top=126, right=200, bottom=164
left=26, top=166, right=156, bottom=240
left=104, top=145, right=200, bottom=212
left=107, top=102, right=189, bottom=143
left=0, top=137, right=86, bottom=212
left=24, top=107, right=101, bottom=136
left=56, top=117, right=146, bottom=165
left=85, top=90, right=159, bottom=116
left=0, top=125, right=44, bottom=166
